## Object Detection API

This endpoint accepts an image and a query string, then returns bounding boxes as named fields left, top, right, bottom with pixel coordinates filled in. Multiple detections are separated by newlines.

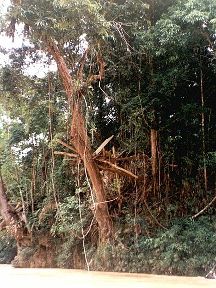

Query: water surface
left=0, top=264, right=215, bottom=288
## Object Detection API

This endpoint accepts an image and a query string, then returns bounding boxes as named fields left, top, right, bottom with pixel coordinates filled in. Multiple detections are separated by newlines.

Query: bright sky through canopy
left=0, top=0, right=57, bottom=77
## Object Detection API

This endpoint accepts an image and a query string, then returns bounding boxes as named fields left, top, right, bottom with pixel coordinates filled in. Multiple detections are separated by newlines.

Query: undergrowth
left=89, top=216, right=216, bottom=276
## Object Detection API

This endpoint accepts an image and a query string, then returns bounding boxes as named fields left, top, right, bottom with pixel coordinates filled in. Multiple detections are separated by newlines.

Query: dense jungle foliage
left=0, top=0, right=216, bottom=276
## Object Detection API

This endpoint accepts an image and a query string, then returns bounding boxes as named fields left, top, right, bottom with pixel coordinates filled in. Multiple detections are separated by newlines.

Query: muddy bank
left=11, top=232, right=85, bottom=269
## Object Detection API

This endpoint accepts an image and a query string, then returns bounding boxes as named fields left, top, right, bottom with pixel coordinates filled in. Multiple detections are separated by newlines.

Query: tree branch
left=97, top=159, right=138, bottom=179
left=54, top=151, right=78, bottom=158
left=56, top=139, right=77, bottom=153
left=192, top=194, right=216, bottom=219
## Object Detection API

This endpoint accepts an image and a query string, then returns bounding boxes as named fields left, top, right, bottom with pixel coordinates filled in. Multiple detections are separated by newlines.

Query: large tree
left=0, top=0, right=216, bottom=270
left=2, top=0, right=115, bottom=243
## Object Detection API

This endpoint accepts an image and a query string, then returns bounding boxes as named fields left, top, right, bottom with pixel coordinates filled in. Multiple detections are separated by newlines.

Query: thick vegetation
left=0, top=0, right=215, bottom=276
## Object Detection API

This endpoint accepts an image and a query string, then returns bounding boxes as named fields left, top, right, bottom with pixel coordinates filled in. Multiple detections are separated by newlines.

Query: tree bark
left=150, top=128, right=159, bottom=195
left=0, top=172, right=14, bottom=224
left=0, top=170, right=26, bottom=242
left=200, top=68, right=207, bottom=191
left=46, top=38, right=113, bottom=243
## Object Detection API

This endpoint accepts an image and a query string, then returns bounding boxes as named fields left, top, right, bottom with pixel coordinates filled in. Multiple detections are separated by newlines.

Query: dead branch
left=192, top=194, right=216, bottom=219
left=54, top=151, right=79, bottom=158
left=97, top=159, right=138, bottom=179
left=94, top=135, right=114, bottom=156
left=56, top=139, right=77, bottom=153
left=144, top=201, right=167, bottom=230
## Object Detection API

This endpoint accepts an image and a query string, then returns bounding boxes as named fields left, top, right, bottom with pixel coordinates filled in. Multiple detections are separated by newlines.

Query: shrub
left=90, top=216, right=216, bottom=276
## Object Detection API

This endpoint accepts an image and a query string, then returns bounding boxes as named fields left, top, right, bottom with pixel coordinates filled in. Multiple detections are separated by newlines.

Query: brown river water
left=0, top=264, right=215, bottom=288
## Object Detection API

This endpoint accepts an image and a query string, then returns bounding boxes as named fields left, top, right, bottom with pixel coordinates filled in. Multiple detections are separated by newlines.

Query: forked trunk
left=71, top=103, right=112, bottom=242
left=47, top=38, right=113, bottom=243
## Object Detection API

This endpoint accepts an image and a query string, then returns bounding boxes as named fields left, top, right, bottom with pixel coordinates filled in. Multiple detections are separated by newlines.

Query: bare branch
left=192, top=194, right=216, bottom=219
left=94, top=135, right=114, bottom=156
left=97, top=159, right=138, bottom=179
left=54, top=151, right=79, bottom=158
left=56, top=139, right=77, bottom=153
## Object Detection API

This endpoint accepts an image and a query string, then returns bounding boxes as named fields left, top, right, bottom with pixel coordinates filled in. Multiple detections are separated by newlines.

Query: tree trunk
left=200, top=68, right=207, bottom=191
left=0, top=170, right=26, bottom=242
left=0, top=172, right=13, bottom=225
left=47, top=38, right=113, bottom=243
left=150, top=128, right=159, bottom=195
